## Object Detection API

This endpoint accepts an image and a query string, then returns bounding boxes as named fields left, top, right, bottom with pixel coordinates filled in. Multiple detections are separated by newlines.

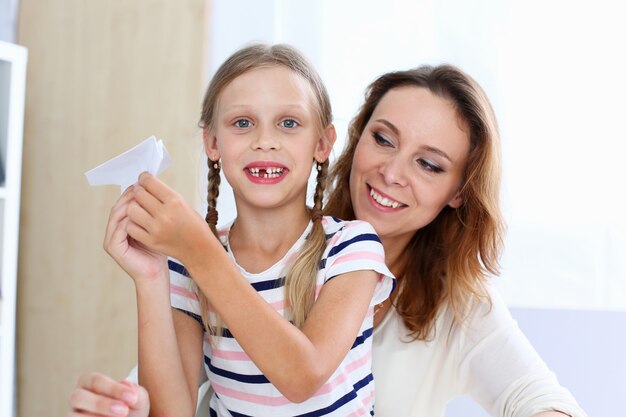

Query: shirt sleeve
left=169, top=258, right=203, bottom=326
left=323, top=220, right=396, bottom=306
left=456, top=286, right=588, bottom=417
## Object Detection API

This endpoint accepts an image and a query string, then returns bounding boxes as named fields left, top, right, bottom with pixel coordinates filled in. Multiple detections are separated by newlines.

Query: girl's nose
left=378, top=155, right=408, bottom=187
left=251, top=125, right=280, bottom=151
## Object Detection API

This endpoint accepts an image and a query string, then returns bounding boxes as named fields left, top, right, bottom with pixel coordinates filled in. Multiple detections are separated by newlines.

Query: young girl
left=103, top=44, right=394, bottom=417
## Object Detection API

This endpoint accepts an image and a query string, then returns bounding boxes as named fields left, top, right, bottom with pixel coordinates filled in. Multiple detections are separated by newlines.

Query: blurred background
left=1, top=0, right=624, bottom=416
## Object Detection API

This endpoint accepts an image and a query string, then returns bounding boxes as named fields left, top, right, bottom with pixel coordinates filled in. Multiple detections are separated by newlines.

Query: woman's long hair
left=198, top=43, right=333, bottom=335
left=325, top=65, right=505, bottom=340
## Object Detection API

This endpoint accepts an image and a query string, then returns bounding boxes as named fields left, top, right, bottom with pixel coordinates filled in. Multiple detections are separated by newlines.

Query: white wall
left=206, top=0, right=626, bottom=311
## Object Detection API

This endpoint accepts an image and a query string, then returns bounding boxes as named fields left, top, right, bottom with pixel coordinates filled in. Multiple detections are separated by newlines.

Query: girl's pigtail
left=198, top=157, right=222, bottom=340
left=205, top=158, right=221, bottom=234
left=286, top=160, right=329, bottom=328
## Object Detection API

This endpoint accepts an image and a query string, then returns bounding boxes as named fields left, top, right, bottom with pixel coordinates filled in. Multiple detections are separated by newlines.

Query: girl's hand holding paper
left=102, top=182, right=168, bottom=284
left=125, top=172, right=219, bottom=268
left=87, top=136, right=173, bottom=284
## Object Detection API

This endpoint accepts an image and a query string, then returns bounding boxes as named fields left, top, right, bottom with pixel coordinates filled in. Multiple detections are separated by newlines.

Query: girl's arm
left=198, top=262, right=378, bottom=402
left=104, top=186, right=203, bottom=417
left=134, top=278, right=203, bottom=417
left=128, top=173, right=384, bottom=402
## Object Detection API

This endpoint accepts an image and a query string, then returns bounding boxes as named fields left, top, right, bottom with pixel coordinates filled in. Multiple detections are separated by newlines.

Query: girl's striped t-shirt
left=170, top=216, right=395, bottom=417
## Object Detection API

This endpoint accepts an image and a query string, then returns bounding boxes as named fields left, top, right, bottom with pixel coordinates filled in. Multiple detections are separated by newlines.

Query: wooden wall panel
left=16, top=1, right=207, bottom=415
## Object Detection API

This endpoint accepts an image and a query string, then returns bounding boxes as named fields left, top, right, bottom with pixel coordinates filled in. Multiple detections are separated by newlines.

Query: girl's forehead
left=224, top=66, right=314, bottom=101
left=212, top=66, right=317, bottom=119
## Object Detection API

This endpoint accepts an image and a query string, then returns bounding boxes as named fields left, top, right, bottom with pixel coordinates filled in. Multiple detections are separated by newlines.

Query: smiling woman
left=349, top=86, right=469, bottom=250
left=325, top=65, right=586, bottom=417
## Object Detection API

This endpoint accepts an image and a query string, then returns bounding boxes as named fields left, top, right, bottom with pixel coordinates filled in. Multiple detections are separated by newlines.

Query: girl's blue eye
left=280, top=119, right=298, bottom=129
left=373, top=132, right=392, bottom=147
left=234, top=119, right=250, bottom=128
left=418, top=159, right=444, bottom=174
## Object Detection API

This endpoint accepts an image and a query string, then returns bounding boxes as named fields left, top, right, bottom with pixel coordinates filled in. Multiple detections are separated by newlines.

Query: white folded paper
left=84, top=136, right=171, bottom=193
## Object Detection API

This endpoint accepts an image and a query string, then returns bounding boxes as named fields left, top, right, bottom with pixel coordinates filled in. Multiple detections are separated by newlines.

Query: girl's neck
left=228, top=203, right=311, bottom=274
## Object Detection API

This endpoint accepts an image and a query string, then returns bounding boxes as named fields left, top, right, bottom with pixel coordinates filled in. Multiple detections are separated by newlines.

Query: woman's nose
left=378, top=155, right=407, bottom=186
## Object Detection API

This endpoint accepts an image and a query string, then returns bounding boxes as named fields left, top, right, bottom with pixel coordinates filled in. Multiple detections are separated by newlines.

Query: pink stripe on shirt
left=170, top=283, right=198, bottom=301
left=211, top=381, right=292, bottom=406
left=313, top=350, right=372, bottom=396
left=212, top=349, right=251, bottom=361
left=331, top=251, right=385, bottom=266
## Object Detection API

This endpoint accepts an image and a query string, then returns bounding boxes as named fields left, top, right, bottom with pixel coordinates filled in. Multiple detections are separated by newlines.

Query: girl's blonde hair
left=325, top=65, right=505, bottom=340
left=198, top=44, right=333, bottom=333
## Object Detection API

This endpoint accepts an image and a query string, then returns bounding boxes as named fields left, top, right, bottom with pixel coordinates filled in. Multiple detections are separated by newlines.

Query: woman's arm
left=456, top=287, right=587, bottom=417
left=68, top=373, right=149, bottom=417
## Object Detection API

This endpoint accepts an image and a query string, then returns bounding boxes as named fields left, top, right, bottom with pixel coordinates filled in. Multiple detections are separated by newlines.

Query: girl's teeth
left=248, top=167, right=284, bottom=178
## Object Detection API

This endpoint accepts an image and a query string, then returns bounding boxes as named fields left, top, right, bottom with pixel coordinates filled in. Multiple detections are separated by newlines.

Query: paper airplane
left=85, top=136, right=171, bottom=193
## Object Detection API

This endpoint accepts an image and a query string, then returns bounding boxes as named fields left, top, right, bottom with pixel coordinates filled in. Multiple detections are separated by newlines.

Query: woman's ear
left=448, top=191, right=464, bottom=209
left=314, top=124, right=337, bottom=162
left=203, top=127, right=220, bottom=161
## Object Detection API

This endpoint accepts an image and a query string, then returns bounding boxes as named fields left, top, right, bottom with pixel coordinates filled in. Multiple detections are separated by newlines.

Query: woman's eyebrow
left=375, top=119, right=400, bottom=136
left=423, top=145, right=452, bottom=162
left=376, top=118, right=453, bottom=162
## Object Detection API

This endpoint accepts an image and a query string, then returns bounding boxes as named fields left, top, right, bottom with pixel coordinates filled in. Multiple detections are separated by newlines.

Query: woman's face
left=349, top=86, right=470, bottom=249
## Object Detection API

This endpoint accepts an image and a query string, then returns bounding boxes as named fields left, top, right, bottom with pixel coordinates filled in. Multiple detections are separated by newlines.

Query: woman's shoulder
left=444, top=283, right=518, bottom=345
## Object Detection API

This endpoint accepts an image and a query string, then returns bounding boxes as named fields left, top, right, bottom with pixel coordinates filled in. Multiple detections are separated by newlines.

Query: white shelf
left=0, top=40, right=27, bottom=417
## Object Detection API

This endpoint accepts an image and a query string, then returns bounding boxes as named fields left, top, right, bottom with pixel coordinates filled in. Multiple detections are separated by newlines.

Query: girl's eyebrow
left=375, top=118, right=453, bottom=162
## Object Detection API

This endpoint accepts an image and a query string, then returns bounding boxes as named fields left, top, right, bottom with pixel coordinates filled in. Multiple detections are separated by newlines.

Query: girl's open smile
left=244, top=162, right=288, bottom=184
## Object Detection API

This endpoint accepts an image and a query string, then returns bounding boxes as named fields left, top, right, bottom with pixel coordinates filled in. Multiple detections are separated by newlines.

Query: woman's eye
left=373, top=132, right=392, bottom=147
left=418, top=159, right=444, bottom=174
left=234, top=119, right=251, bottom=128
left=280, top=119, right=299, bottom=129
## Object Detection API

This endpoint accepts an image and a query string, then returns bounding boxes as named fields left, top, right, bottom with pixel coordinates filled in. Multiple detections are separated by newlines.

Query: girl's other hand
left=68, top=372, right=150, bottom=417
left=103, top=185, right=168, bottom=283
left=126, top=172, right=218, bottom=265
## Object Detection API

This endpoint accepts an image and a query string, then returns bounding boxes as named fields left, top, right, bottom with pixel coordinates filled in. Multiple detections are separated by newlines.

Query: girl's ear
left=314, top=124, right=337, bottom=163
left=203, top=127, right=220, bottom=161
left=448, top=190, right=463, bottom=209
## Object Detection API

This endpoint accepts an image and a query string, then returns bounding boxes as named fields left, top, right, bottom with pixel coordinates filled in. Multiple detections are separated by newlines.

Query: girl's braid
left=205, top=158, right=221, bottom=235
left=311, top=160, right=328, bottom=222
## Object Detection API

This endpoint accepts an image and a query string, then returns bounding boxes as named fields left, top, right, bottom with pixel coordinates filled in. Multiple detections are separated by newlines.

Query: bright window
left=207, top=0, right=626, bottom=310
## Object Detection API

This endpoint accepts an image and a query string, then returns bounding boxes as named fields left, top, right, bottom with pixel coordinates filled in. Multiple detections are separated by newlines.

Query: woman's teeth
left=370, top=187, right=401, bottom=208
left=248, top=167, right=285, bottom=178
